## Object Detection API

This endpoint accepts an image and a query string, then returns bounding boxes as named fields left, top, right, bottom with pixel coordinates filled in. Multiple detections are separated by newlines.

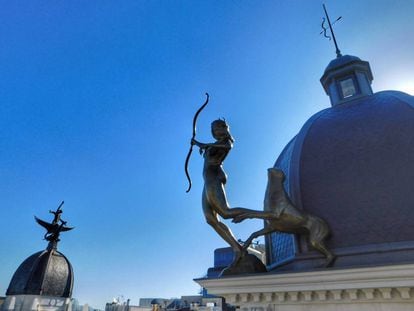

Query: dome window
left=338, top=75, right=359, bottom=99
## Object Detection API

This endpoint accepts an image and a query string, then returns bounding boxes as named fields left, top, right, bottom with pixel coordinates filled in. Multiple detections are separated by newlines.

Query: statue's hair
left=212, top=118, right=234, bottom=143
left=212, top=119, right=227, bottom=127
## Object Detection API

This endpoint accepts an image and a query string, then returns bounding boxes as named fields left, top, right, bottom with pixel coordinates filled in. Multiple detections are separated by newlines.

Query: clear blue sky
left=0, top=0, right=413, bottom=309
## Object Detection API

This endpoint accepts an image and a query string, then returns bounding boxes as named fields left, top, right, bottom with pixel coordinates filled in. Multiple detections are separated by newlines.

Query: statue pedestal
left=220, top=254, right=267, bottom=277
left=195, top=263, right=414, bottom=311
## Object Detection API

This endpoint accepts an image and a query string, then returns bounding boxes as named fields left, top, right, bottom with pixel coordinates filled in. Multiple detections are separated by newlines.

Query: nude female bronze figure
left=191, top=119, right=254, bottom=264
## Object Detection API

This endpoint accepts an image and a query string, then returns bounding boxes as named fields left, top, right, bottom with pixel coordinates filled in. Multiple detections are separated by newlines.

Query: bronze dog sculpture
left=233, top=168, right=336, bottom=267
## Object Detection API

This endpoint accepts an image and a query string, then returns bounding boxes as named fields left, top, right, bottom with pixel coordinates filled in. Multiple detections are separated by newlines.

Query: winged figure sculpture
left=35, top=201, right=74, bottom=244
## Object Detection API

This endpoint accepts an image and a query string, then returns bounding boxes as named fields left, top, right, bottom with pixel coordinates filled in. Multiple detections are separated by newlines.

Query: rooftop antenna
left=321, top=4, right=342, bottom=58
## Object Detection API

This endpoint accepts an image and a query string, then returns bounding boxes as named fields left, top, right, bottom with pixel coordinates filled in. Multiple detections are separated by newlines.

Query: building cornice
left=195, top=264, right=414, bottom=304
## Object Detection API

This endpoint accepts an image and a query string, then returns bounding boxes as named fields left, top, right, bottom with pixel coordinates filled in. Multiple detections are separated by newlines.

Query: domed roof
left=324, top=54, right=362, bottom=73
left=151, top=299, right=164, bottom=305
left=268, top=90, right=414, bottom=269
left=6, top=248, right=73, bottom=298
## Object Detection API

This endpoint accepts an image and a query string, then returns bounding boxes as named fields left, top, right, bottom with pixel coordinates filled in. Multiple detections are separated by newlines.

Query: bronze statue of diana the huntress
left=191, top=120, right=335, bottom=274
left=191, top=119, right=261, bottom=269
left=187, top=102, right=335, bottom=274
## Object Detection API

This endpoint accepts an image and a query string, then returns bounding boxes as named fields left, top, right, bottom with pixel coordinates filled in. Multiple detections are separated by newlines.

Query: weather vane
left=320, top=4, right=342, bottom=58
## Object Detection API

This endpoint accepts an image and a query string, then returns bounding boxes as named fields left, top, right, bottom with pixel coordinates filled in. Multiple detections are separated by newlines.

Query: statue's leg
left=307, top=216, right=336, bottom=267
left=203, top=189, right=243, bottom=262
left=309, top=238, right=336, bottom=267
left=226, top=207, right=265, bottom=218
left=243, top=226, right=275, bottom=250
left=206, top=183, right=260, bottom=219
left=207, top=217, right=243, bottom=263
left=232, top=211, right=275, bottom=223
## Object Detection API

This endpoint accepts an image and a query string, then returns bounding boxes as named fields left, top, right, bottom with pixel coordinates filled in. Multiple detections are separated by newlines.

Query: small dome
left=151, top=299, right=164, bottom=305
left=267, top=90, right=414, bottom=269
left=324, top=54, right=362, bottom=73
left=6, top=248, right=73, bottom=298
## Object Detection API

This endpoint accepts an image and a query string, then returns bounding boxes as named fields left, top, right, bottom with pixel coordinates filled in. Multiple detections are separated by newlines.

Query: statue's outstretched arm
left=191, top=138, right=208, bottom=149
left=232, top=211, right=275, bottom=223
left=191, top=139, right=231, bottom=150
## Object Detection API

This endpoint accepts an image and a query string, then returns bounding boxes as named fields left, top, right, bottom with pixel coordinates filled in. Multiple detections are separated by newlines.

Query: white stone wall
left=1, top=295, right=70, bottom=311
left=196, top=264, right=414, bottom=311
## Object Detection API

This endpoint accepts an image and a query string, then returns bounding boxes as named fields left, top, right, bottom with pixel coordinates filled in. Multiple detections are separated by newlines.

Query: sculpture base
left=220, top=254, right=267, bottom=277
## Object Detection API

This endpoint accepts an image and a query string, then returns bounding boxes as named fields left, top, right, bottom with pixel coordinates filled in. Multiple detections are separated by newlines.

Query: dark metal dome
left=151, top=299, right=165, bottom=305
left=6, top=248, right=73, bottom=298
left=267, top=90, right=414, bottom=270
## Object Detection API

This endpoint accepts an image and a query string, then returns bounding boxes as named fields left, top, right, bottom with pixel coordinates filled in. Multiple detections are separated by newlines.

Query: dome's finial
left=34, top=201, right=74, bottom=250
left=321, top=4, right=342, bottom=58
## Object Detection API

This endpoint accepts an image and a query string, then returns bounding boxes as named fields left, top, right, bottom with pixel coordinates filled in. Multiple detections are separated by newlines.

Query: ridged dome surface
left=6, top=248, right=73, bottom=298
left=268, top=91, right=414, bottom=269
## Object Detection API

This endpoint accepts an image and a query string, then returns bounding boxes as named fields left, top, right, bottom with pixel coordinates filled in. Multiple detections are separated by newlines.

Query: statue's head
left=211, top=119, right=234, bottom=142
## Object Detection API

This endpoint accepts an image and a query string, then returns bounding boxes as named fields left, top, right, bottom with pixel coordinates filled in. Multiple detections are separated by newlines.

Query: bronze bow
left=185, top=92, right=209, bottom=193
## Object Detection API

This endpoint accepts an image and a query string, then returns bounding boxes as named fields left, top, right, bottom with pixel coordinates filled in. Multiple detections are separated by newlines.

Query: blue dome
left=6, top=249, right=73, bottom=298
left=268, top=91, right=414, bottom=270
left=324, top=54, right=362, bottom=73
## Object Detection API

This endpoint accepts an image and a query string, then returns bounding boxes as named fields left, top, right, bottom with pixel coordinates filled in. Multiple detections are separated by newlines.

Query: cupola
left=318, top=4, right=374, bottom=106
left=320, top=54, right=373, bottom=106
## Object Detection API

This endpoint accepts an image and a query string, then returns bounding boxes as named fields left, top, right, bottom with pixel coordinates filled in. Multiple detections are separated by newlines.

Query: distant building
left=69, top=299, right=102, bottom=311
left=105, top=299, right=151, bottom=311
left=138, top=299, right=168, bottom=309
left=106, top=295, right=226, bottom=311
